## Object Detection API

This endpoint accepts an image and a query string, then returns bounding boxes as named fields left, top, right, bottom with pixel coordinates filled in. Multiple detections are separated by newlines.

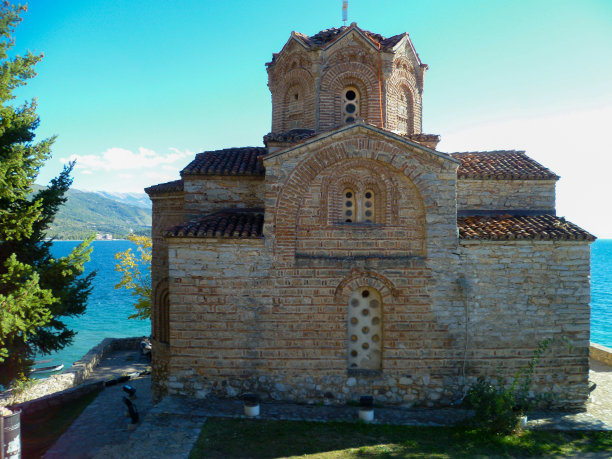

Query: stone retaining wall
left=590, top=343, right=612, bottom=366
left=0, top=337, right=140, bottom=407
left=12, top=380, right=105, bottom=417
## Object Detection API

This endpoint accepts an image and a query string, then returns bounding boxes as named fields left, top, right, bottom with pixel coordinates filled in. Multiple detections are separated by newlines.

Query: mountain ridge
left=33, top=185, right=152, bottom=240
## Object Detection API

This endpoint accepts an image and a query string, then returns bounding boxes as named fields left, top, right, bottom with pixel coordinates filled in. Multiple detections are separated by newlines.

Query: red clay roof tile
left=144, top=179, right=184, bottom=195
left=458, top=214, right=595, bottom=241
left=451, top=150, right=559, bottom=180
left=163, top=209, right=264, bottom=239
left=181, top=147, right=267, bottom=177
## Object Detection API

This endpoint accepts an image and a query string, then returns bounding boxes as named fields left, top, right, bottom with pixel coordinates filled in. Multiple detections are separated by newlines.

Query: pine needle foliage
left=0, top=3, right=94, bottom=386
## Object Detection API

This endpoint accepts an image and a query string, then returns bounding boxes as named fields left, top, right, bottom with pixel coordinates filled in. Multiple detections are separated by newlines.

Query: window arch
left=283, top=83, right=304, bottom=130
left=154, top=279, right=170, bottom=344
left=339, top=186, right=379, bottom=224
left=347, top=287, right=382, bottom=370
left=342, top=87, right=360, bottom=124
left=343, top=188, right=356, bottom=222
left=362, top=189, right=375, bottom=222
left=397, top=85, right=414, bottom=134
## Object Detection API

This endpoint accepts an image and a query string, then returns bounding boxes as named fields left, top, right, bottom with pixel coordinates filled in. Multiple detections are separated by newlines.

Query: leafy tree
left=0, top=3, right=94, bottom=386
left=115, top=234, right=151, bottom=320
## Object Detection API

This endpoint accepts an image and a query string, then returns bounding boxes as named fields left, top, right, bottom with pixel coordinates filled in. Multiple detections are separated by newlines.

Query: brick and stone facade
left=145, top=24, right=595, bottom=409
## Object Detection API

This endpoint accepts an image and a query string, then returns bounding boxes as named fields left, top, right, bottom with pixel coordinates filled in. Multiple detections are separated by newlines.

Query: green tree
left=0, top=3, right=94, bottom=386
left=114, top=234, right=151, bottom=320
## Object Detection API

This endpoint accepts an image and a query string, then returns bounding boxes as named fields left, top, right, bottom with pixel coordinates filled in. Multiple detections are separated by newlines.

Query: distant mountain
left=33, top=185, right=152, bottom=240
left=93, top=191, right=151, bottom=209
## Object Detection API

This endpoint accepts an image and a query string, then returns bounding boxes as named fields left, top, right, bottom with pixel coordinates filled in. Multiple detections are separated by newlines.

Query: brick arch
left=386, top=71, right=420, bottom=135
left=334, top=269, right=398, bottom=303
left=319, top=159, right=398, bottom=226
left=272, top=137, right=438, bottom=260
left=319, top=62, right=380, bottom=129
left=271, top=67, right=316, bottom=132
left=153, top=277, right=169, bottom=344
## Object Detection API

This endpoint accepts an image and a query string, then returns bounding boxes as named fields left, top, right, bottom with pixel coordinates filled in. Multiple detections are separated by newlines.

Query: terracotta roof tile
left=458, top=214, right=595, bottom=241
left=163, top=209, right=264, bottom=239
left=263, top=129, right=316, bottom=145
left=144, top=179, right=184, bottom=195
left=451, top=150, right=559, bottom=180
left=297, top=26, right=405, bottom=51
left=181, top=147, right=267, bottom=177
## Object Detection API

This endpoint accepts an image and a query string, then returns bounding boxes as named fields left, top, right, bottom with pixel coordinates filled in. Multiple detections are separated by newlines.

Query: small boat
left=30, top=363, right=64, bottom=374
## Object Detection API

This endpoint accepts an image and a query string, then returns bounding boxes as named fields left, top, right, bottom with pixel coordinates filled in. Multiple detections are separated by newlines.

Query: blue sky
left=13, top=0, right=612, bottom=237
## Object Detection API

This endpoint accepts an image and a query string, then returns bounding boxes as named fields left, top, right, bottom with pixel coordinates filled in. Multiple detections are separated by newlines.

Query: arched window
left=343, top=188, right=356, bottom=222
left=347, top=287, right=382, bottom=370
left=342, top=87, right=359, bottom=124
left=340, top=187, right=376, bottom=223
left=362, top=189, right=375, bottom=223
left=397, top=85, right=413, bottom=134
left=154, top=280, right=170, bottom=344
left=284, top=84, right=304, bottom=130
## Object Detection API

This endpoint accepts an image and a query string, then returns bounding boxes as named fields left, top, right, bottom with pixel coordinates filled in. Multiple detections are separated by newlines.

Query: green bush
left=467, top=378, right=521, bottom=434
left=466, top=338, right=554, bottom=434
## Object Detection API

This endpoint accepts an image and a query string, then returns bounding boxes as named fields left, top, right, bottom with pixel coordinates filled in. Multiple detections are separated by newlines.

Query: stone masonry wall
left=165, top=127, right=469, bottom=407
left=183, top=176, right=264, bottom=220
left=162, top=126, right=589, bottom=410
left=166, top=238, right=466, bottom=406
left=150, top=192, right=184, bottom=400
left=457, top=240, right=591, bottom=408
left=457, top=179, right=556, bottom=212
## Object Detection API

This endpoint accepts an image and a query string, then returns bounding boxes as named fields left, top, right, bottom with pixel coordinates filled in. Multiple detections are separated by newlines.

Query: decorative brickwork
left=267, top=23, right=427, bottom=137
left=147, top=23, right=595, bottom=408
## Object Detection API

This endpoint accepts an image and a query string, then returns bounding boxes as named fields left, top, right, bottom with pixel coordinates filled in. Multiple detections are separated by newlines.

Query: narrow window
left=343, top=188, right=355, bottom=222
left=362, top=189, right=375, bottom=223
left=340, top=188, right=377, bottom=224
left=347, top=287, right=382, bottom=370
left=342, top=87, right=359, bottom=124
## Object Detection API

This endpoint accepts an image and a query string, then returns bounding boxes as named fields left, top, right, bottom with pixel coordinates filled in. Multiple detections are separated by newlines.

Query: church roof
left=163, top=209, right=265, bottom=238
left=163, top=209, right=594, bottom=242
left=458, top=214, right=595, bottom=241
left=451, top=150, right=559, bottom=180
left=144, top=179, right=184, bottom=195
left=268, top=23, right=424, bottom=67
left=263, top=129, right=316, bottom=144
left=148, top=146, right=561, bottom=187
left=296, top=26, right=405, bottom=50
left=181, top=147, right=267, bottom=177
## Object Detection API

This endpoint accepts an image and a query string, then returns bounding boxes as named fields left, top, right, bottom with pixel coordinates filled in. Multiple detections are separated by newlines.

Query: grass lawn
left=190, top=418, right=612, bottom=458
left=20, top=388, right=101, bottom=459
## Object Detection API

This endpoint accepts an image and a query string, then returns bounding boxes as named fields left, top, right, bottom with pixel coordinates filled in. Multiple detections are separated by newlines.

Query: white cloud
left=61, top=147, right=192, bottom=172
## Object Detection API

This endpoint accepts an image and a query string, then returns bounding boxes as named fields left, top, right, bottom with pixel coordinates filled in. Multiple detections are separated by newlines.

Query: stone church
left=145, top=24, right=595, bottom=408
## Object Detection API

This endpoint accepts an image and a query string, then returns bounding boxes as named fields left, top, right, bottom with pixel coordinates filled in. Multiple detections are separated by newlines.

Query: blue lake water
left=591, top=239, right=612, bottom=348
left=40, top=239, right=612, bottom=371
left=40, top=240, right=150, bottom=371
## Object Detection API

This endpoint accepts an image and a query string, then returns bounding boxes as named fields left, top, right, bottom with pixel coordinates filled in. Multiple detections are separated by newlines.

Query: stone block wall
left=165, top=235, right=591, bottom=409
left=150, top=192, right=185, bottom=399
left=183, top=176, right=264, bottom=220
left=164, top=127, right=472, bottom=407
left=590, top=343, right=612, bottom=366
left=457, top=179, right=556, bottom=212
left=456, top=240, right=591, bottom=408
left=0, top=337, right=140, bottom=407
left=166, top=237, right=466, bottom=406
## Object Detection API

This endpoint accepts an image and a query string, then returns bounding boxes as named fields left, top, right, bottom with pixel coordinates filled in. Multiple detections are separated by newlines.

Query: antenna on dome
left=342, top=0, right=348, bottom=26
